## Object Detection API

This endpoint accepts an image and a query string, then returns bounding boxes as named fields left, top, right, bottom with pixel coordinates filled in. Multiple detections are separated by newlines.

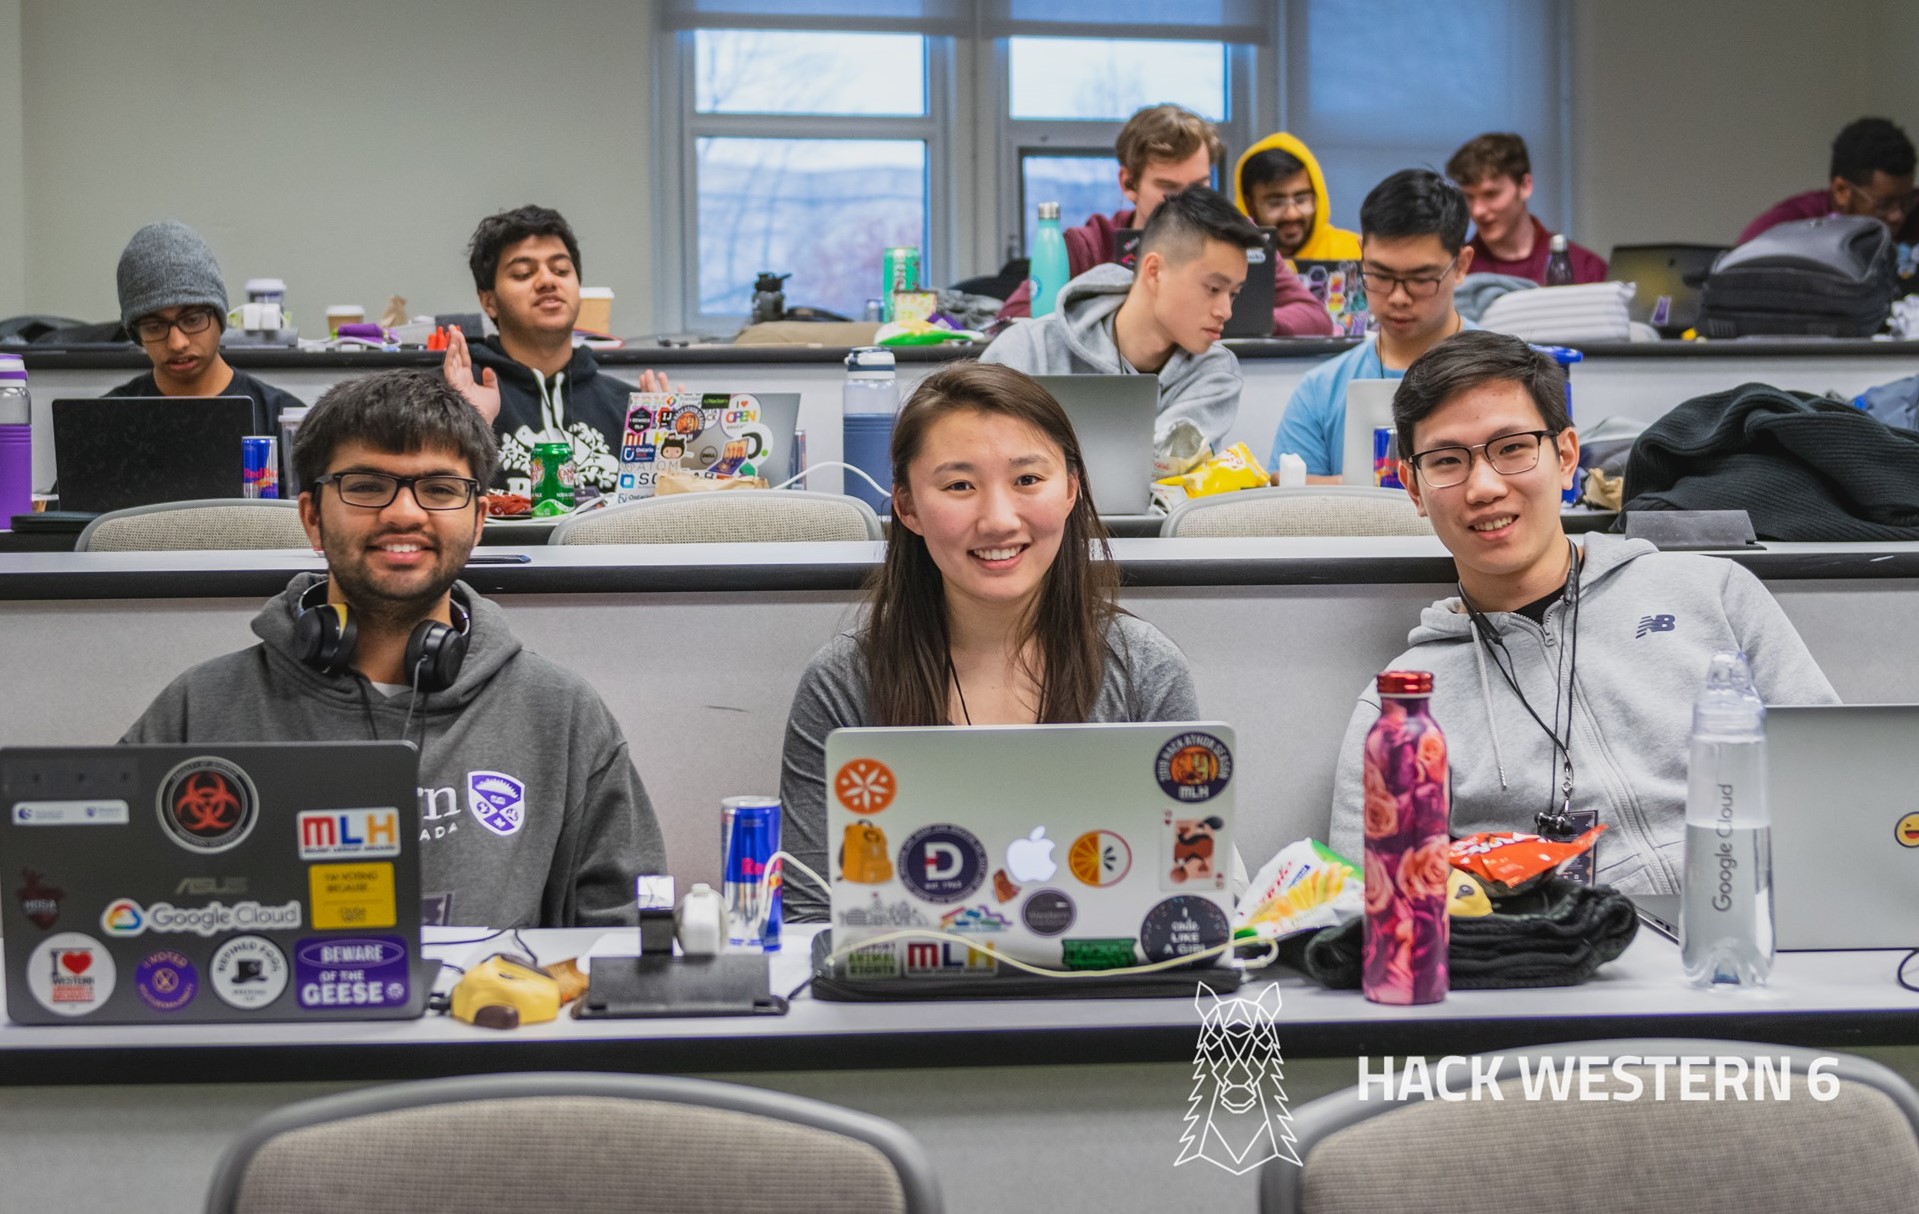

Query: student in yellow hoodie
left=1233, top=133, right=1362, bottom=262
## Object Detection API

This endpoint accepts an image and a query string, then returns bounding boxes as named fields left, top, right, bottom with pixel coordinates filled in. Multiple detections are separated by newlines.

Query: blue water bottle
left=842, top=347, right=898, bottom=514
left=1029, top=202, right=1070, bottom=318
left=1532, top=344, right=1583, bottom=506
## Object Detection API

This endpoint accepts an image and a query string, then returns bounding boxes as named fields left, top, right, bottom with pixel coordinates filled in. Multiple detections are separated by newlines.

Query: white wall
left=17, top=0, right=658, bottom=336
left=0, top=0, right=27, bottom=317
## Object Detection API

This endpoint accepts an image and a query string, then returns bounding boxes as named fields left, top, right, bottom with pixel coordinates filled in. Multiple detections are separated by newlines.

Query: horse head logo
left=1175, top=982, right=1300, bottom=1175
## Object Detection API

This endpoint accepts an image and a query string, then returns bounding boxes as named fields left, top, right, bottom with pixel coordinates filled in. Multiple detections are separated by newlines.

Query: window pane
left=1020, top=155, right=1121, bottom=255
left=1008, top=37, right=1226, bottom=121
left=695, top=29, right=926, bottom=115
left=697, top=137, right=927, bottom=317
left=1300, top=0, right=1531, bottom=142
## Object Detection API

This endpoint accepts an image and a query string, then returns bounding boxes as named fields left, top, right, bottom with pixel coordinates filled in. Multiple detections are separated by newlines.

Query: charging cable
left=765, top=461, right=890, bottom=500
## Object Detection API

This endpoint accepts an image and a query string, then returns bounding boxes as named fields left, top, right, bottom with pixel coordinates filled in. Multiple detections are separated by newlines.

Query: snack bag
left=1238, top=838, right=1363, bottom=940
left=1450, top=826, right=1607, bottom=896
left=1154, top=442, right=1271, bottom=500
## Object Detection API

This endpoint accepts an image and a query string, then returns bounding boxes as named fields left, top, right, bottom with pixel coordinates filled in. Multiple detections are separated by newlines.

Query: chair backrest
left=1160, top=486, right=1431, bottom=538
left=1261, top=1038, right=1919, bottom=1214
left=207, top=1071, right=943, bottom=1214
left=75, top=498, right=309, bottom=552
left=549, top=490, right=884, bottom=545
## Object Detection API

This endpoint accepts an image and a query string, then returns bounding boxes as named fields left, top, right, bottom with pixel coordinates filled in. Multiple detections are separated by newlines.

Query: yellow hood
left=1233, top=132, right=1362, bottom=261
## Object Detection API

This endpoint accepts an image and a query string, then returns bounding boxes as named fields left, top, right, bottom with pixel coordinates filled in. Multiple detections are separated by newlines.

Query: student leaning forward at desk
left=1327, top=331, right=1838, bottom=893
left=122, top=370, right=665, bottom=928
left=779, top=361, right=1247, bottom=922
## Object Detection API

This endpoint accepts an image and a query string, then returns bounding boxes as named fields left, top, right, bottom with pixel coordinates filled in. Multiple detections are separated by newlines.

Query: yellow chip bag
left=1154, top=442, right=1271, bottom=500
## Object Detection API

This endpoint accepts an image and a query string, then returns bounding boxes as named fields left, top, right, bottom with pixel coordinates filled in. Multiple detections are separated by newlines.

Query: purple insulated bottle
left=1362, top=670, right=1450, bottom=1004
left=0, top=356, right=32, bottom=529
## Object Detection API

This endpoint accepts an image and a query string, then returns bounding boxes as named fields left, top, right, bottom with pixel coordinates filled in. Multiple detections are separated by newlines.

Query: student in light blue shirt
left=1271, top=170, right=1475, bottom=478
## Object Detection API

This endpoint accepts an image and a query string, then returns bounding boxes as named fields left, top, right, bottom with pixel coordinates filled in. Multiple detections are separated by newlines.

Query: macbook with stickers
left=0, top=742, right=431, bottom=1025
left=823, top=722, right=1237, bottom=981
left=1028, top=375, right=1159, bottom=514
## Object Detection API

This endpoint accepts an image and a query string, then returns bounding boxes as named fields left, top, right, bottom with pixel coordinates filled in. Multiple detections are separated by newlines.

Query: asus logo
left=175, top=876, right=248, bottom=896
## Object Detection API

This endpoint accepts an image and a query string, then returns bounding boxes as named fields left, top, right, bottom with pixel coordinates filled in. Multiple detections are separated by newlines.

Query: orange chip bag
left=1449, top=825, right=1607, bottom=895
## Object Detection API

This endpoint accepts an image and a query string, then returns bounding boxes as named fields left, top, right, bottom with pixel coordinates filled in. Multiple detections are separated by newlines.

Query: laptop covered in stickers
left=819, top=722, right=1239, bottom=987
left=0, top=742, right=432, bottom=1025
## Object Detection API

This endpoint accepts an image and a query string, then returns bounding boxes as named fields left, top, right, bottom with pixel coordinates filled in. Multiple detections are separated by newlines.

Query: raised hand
left=443, top=326, right=501, bottom=423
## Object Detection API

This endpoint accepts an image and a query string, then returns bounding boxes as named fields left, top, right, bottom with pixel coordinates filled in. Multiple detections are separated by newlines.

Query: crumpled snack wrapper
left=654, top=471, right=770, bottom=496
left=379, top=295, right=408, bottom=329
left=1583, top=466, right=1623, bottom=511
left=1153, top=419, right=1212, bottom=478
left=1155, top=442, right=1271, bottom=501
left=1237, top=838, right=1363, bottom=941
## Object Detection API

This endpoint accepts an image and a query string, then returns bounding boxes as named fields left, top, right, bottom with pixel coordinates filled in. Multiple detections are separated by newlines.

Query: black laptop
left=1114, top=226, right=1280, bottom=339
left=0, top=742, right=432, bottom=1025
left=51, top=395, right=263, bottom=514
left=1607, top=244, right=1727, bottom=337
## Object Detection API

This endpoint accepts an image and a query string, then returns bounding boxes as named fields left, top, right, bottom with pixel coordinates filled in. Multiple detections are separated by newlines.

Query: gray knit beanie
left=116, top=221, right=228, bottom=328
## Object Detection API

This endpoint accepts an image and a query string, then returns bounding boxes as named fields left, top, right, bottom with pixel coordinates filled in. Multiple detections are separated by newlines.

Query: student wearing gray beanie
left=105, top=220, right=303, bottom=430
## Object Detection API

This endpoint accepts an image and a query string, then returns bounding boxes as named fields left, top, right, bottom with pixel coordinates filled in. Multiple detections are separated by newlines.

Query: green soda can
left=529, top=440, right=576, bottom=517
left=880, top=246, right=920, bottom=321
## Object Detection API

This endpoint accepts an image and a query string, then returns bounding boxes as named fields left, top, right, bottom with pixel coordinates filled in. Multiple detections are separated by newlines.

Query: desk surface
left=0, top=925, right=1912, bottom=1086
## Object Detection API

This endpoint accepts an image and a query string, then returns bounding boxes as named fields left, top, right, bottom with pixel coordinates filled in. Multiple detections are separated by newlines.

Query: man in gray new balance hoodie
left=981, top=187, right=1262, bottom=455
left=124, top=371, right=664, bottom=928
left=1327, top=332, right=1837, bottom=894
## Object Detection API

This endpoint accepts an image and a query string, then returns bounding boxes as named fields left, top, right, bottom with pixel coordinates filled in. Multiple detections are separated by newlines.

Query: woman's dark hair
left=1392, top=330, right=1569, bottom=462
left=863, top=362, right=1118, bottom=727
left=466, top=205, right=583, bottom=293
left=293, top=369, right=499, bottom=492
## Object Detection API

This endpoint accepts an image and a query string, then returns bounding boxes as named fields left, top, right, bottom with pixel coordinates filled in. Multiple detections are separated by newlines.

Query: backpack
left=1698, top=215, right=1894, bottom=337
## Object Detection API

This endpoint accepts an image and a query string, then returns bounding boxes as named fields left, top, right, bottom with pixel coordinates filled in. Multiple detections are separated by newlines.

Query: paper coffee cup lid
left=580, top=287, right=614, bottom=299
left=245, top=278, right=286, bottom=293
left=326, top=305, right=363, bottom=315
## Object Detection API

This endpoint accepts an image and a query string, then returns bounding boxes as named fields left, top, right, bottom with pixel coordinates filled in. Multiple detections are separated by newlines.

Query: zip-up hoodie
left=466, top=337, right=637, bottom=493
left=979, top=263, right=1243, bottom=453
left=123, top=574, right=665, bottom=928
left=1327, top=535, right=1838, bottom=893
left=1233, top=132, right=1362, bottom=262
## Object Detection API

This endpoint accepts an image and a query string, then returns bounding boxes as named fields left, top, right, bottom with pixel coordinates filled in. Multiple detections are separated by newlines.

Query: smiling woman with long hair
left=779, top=362, right=1230, bottom=922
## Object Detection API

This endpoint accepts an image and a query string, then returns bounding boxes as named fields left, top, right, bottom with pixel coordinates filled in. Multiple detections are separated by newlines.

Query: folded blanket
left=1287, top=878, right=1639, bottom=990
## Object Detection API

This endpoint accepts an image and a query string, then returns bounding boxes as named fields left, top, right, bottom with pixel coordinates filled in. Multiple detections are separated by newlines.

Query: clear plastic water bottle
left=1029, top=201, right=1071, bottom=318
left=1680, top=650, right=1774, bottom=988
left=1544, top=233, right=1575, bottom=286
left=841, top=347, right=897, bottom=514
left=0, top=356, right=32, bottom=530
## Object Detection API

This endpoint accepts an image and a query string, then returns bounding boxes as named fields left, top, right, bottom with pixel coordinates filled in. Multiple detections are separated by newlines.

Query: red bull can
left=1373, top=426, right=1402, bottom=490
left=721, top=796, right=781, bottom=951
left=243, top=436, right=279, bottom=499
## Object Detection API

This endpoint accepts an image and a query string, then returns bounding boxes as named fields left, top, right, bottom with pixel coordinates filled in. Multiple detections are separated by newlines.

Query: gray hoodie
left=123, top=574, right=665, bottom=928
left=1328, top=535, right=1838, bottom=893
left=979, top=263, right=1244, bottom=452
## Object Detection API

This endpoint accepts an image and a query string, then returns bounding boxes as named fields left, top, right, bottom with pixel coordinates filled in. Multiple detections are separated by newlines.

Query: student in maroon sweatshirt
left=999, top=104, right=1332, bottom=337
left=1447, top=133, right=1606, bottom=285
left=1739, top=117, right=1918, bottom=246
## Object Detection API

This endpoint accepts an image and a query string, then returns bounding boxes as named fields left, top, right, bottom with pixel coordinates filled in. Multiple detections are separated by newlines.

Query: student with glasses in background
left=105, top=221, right=304, bottom=428
left=125, top=370, right=666, bottom=929
left=1325, top=330, right=1836, bottom=894
left=1269, top=170, right=1475, bottom=480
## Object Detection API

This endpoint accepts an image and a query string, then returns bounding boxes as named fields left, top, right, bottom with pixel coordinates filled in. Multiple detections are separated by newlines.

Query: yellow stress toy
left=450, top=954, right=561, bottom=1029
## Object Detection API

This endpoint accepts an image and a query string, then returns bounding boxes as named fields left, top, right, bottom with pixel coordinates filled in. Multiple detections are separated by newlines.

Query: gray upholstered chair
left=1159, top=486, right=1431, bottom=538
left=1261, top=1039, right=1919, bottom=1214
left=75, top=498, right=309, bottom=551
left=205, top=1071, right=942, bottom=1213
left=549, top=490, right=883, bottom=545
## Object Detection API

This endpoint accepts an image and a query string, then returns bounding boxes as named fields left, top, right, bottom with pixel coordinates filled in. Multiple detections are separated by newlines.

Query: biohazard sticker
left=156, top=755, right=259, bottom=853
left=1155, top=733, right=1233, bottom=804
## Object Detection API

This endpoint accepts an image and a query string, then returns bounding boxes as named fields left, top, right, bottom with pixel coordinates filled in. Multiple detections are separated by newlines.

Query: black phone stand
left=574, top=953, right=787, bottom=1019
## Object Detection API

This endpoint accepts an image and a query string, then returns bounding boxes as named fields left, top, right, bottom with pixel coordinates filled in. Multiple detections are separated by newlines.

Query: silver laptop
left=1340, top=378, right=1400, bottom=486
left=1029, top=375, right=1158, bottom=514
left=824, top=722, right=1236, bottom=979
left=0, top=742, right=431, bottom=1024
left=1769, top=704, right=1919, bottom=950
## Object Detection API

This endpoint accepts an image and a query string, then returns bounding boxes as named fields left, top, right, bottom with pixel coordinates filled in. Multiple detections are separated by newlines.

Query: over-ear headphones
left=293, top=581, right=471, bottom=693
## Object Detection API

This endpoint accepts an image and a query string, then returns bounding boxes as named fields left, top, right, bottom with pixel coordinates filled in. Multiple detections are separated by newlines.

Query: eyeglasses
left=130, top=307, right=219, bottom=344
left=1263, top=190, right=1316, bottom=214
left=1407, top=430, right=1558, bottom=489
left=1845, top=181, right=1919, bottom=218
left=1359, top=256, right=1461, bottom=301
left=311, top=471, right=480, bottom=511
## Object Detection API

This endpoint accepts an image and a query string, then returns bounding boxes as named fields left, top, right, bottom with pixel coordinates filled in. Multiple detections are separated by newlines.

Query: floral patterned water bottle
left=1362, top=670, right=1450, bottom=1004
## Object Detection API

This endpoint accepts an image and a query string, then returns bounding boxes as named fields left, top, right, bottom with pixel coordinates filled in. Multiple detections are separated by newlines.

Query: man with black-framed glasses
left=1270, top=170, right=1475, bottom=480
left=1325, top=331, right=1836, bottom=893
left=126, top=370, right=666, bottom=928
left=105, top=221, right=303, bottom=428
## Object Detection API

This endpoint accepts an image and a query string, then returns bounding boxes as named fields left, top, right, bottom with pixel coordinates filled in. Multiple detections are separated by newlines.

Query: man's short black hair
left=1360, top=169, right=1470, bottom=255
left=1240, top=147, right=1308, bottom=192
left=294, top=370, right=499, bottom=494
left=1393, top=330, right=1569, bottom=463
left=1139, top=186, right=1266, bottom=263
left=467, top=205, right=583, bottom=294
left=1831, top=117, right=1916, bottom=184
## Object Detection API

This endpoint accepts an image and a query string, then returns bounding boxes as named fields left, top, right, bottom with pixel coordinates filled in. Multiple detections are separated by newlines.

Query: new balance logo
left=1635, top=614, right=1676, bottom=638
